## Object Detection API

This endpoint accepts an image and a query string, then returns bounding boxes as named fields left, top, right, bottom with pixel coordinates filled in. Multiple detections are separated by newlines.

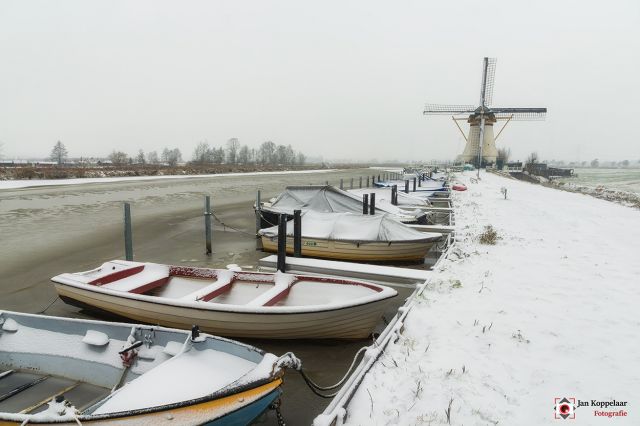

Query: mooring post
left=340, top=178, right=343, bottom=190
left=372, top=175, right=376, bottom=184
left=277, top=214, right=287, bottom=272
left=350, top=177, right=354, bottom=189
left=392, top=185, right=398, bottom=205
left=412, top=178, right=417, bottom=192
left=255, top=190, right=261, bottom=235
left=366, top=176, right=370, bottom=187
left=377, top=174, right=381, bottom=182
left=123, top=202, right=133, bottom=261
left=418, top=175, right=422, bottom=187
left=404, top=180, right=409, bottom=194
left=204, top=195, right=212, bottom=255
left=293, top=209, right=302, bottom=257
left=325, top=180, right=329, bottom=186
left=359, top=176, right=362, bottom=188
left=369, top=192, right=376, bottom=215
left=363, top=194, right=369, bottom=214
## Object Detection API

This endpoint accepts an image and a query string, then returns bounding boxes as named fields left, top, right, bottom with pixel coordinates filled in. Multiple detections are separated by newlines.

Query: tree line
left=46, top=139, right=307, bottom=167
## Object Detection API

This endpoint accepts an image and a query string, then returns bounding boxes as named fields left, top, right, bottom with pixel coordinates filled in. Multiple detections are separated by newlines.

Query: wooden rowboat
left=51, top=261, right=397, bottom=340
left=0, top=310, right=295, bottom=425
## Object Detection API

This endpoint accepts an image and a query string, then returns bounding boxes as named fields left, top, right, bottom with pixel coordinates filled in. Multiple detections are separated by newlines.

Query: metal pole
left=363, top=194, right=369, bottom=214
left=340, top=178, right=343, bottom=190
left=276, top=214, right=287, bottom=272
left=350, top=178, right=353, bottom=189
left=392, top=185, right=398, bottom=205
left=123, top=203, right=133, bottom=261
left=366, top=176, right=370, bottom=187
left=359, top=176, right=362, bottom=188
left=255, top=190, right=262, bottom=235
left=369, top=193, right=376, bottom=215
left=404, top=180, right=409, bottom=194
left=293, top=210, right=302, bottom=257
left=205, top=196, right=212, bottom=255
left=412, top=178, right=417, bottom=192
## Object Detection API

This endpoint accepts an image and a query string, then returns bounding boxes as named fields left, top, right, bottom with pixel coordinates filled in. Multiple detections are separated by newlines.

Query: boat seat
left=100, top=269, right=169, bottom=294
left=180, top=274, right=235, bottom=302
left=246, top=277, right=296, bottom=307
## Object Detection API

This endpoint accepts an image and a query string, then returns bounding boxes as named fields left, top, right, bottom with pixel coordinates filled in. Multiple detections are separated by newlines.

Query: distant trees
left=189, top=139, right=306, bottom=166
left=50, top=141, right=68, bottom=165
left=136, top=150, right=146, bottom=164
left=590, top=158, right=599, bottom=168
left=108, top=150, right=129, bottom=165
left=147, top=151, right=159, bottom=164
left=161, top=148, right=182, bottom=166
left=496, top=147, right=511, bottom=169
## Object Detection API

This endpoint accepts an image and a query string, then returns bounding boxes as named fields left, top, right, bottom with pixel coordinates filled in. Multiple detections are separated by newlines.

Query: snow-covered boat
left=51, top=261, right=397, bottom=339
left=0, top=310, right=296, bottom=425
left=256, top=185, right=429, bottom=228
left=259, top=211, right=442, bottom=262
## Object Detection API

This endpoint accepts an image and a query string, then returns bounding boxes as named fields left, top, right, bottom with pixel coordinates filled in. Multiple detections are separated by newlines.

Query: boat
left=0, top=310, right=296, bottom=425
left=51, top=261, right=398, bottom=339
left=452, top=184, right=467, bottom=191
left=259, top=211, right=442, bottom=262
left=256, top=185, right=429, bottom=228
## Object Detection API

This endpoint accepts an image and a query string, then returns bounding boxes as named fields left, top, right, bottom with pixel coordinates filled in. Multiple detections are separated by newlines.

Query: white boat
left=0, top=310, right=296, bottom=425
left=259, top=211, right=442, bottom=262
left=51, top=261, right=398, bottom=340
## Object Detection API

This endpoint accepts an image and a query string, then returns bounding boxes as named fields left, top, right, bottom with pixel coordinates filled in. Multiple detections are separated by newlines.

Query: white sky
left=0, top=0, right=639, bottom=163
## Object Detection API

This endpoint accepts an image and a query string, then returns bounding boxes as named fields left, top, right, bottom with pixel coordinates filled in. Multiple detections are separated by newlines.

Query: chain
left=270, top=398, right=286, bottom=426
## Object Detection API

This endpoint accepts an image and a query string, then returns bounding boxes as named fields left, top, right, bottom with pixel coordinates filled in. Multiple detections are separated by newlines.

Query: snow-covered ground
left=0, top=168, right=335, bottom=190
left=343, top=171, right=640, bottom=425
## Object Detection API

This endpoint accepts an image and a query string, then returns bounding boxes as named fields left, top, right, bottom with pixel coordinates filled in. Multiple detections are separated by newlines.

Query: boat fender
left=119, top=341, right=142, bottom=367
left=0, top=317, right=18, bottom=332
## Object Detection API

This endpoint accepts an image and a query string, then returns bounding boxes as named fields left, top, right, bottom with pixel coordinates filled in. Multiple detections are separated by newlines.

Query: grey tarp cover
left=259, top=211, right=441, bottom=242
left=265, top=185, right=423, bottom=220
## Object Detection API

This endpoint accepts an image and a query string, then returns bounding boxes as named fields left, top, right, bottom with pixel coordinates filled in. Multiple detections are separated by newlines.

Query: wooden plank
left=0, top=375, right=49, bottom=403
left=20, top=382, right=80, bottom=414
left=258, top=255, right=430, bottom=285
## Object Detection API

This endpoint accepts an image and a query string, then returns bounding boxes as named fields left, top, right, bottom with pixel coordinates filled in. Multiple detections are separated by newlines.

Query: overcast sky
left=1, top=0, right=638, bottom=163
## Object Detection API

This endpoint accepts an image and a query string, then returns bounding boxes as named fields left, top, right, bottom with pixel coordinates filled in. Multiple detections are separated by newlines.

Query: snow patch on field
left=344, top=171, right=640, bottom=425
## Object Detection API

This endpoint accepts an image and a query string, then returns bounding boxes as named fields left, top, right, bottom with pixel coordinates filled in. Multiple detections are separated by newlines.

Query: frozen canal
left=0, top=168, right=422, bottom=424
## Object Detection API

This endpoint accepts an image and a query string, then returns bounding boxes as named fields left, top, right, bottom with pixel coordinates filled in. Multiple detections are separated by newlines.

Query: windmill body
left=423, top=58, right=546, bottom=167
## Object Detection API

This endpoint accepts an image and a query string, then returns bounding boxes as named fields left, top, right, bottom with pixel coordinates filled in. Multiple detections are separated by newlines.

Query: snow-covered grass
left=343, top=171, right=640, bottom=425
left=0, top=168, right=335, bottom=190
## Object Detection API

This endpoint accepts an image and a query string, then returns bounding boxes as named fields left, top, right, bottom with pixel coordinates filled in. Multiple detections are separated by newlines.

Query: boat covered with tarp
left=259, top=211, right=442, bottom=262
left=257, top=185, right=429, bottom=228
left=0, top=310, right=296, bottom=425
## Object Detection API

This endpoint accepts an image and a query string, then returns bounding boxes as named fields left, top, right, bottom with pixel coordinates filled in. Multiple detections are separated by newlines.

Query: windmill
left=423, top=58, right=547, bottom=174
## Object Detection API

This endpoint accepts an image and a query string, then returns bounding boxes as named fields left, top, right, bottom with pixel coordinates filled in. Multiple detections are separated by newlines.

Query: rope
left=297, top=346, right=368, bottom=398
left=37, top=296, right=60, bottom=314
left=210, top=211, right=257, bottom=237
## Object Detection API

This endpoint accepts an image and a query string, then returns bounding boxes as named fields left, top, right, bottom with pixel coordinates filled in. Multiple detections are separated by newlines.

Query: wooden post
left=293, top=210, right=302, bottom=257
left=350, top=178, right=354, bottom=189
left=392, top=185, right=398, bottom=205
left=340, top=178, right=343, bottom=190
left=369, top=193, right=376, bottom=215
left=359, top=176, right=362, bottom=188
left=404, top=180, right=409, bottom=194
left=366, top=176, right=370, bottom=187
left=277, top=214, right=287, bottom=272
left=204, top=196, right=212, bottom=255
left=325, top=180, right=329, bottom=186
left=363, top=194, right=369, bottom=214
left=418, top=175, right=422, bottom=187
left=377, top=174, right=381, bottom=182
left=255, top=190, right=261, bottom=234
left=123, top=203, right=133, bottom=261
left=412, top=178, right=417, bottom=192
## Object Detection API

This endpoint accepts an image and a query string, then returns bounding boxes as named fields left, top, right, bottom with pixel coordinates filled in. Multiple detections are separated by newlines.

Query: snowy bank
left=0, top=168, right=335, bottom=190
left=342, top=171, right=640, bottom=425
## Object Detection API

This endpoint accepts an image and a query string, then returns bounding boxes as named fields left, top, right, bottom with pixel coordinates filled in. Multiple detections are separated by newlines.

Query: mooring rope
left=210, top=211, right=258, bottom=237
left=37, top=295, right=60, bottom=314
left=297, top=346, right=368, bottom=398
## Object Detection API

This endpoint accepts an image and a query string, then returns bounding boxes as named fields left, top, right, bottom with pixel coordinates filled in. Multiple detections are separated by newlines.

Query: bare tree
left=147, top=151, right=159, bottom=164
left=258, top=141, right=276, bottom=164
left=192, top=141, right=211, bottom=164
left=525, top=151, right=538, bottom=165
left=212, top=147, right=225, bottom=164
left=296, top=152, right=306, bottom=165
left=136, top=149, right=146, bottom=164
left=50, top=141, right=68, bottom=165
left=237, top=145, right=250, bottom=164
left=226, top=138, right=240, bottom=164
left=590, top=158, right=599, bottom=168
left=109, top=150, right=129, bottom=165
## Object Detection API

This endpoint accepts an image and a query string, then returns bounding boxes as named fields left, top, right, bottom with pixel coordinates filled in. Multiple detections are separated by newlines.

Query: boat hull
left=54, top=284, right=393, bottom=340
left=261, top=236, right=435, bottom=262
left=0, top=381, right=280, bottom=425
